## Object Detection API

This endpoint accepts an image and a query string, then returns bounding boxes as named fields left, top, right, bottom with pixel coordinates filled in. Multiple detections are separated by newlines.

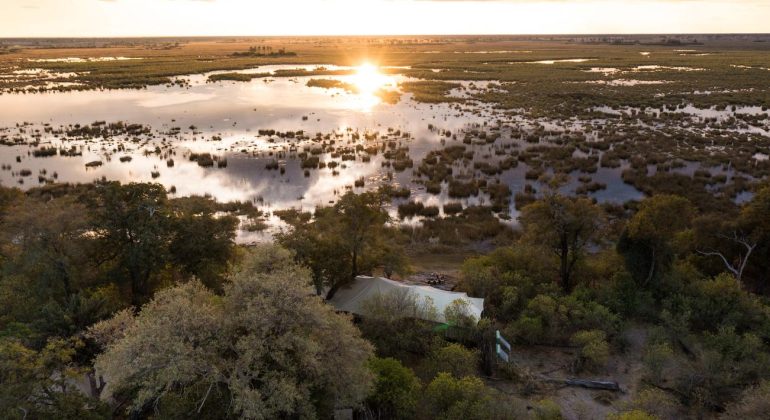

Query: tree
left=366, top=357, right=421, bottom=419
left=278, top=191, right=390, bottom=299
left=695, top=184, right=770, bottom=285
left=422, top=373, right=496, bottom=420
left=0, top=337, right=110, bottom=419
left=330, top=191, right=390, bottom=297
left=620, top=194, right=694, bottom=286
left=0, top=194, right=119, bottom=342
left=357, top=288, right=441, bottom=358
left=90, top=245, right=374, bottom=418
left=167, top=196, right=238, bottom=289
left=519, top=194, right=606, bottom=293
left=276, top=208, right=351, bottom=295
left=88, top=182, right=172, bottom=305
left=694, top=214, right=757, bottom=282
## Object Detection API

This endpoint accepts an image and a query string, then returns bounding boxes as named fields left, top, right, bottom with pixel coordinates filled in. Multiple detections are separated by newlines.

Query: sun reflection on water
left=349, top=63, right=398, bottom=111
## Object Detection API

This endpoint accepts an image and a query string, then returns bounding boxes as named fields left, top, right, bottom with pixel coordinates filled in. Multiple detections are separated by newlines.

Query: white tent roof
left=329, top=276, right=484, bottom=323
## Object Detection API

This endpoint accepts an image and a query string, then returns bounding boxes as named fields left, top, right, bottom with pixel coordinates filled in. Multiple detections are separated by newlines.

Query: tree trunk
left=560, top=238, right=571, bottom=293
left=645, top=247, right=656, bottom=286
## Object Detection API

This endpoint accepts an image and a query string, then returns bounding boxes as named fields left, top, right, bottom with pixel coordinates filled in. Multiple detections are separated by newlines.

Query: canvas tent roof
left=329, top=276, right=484, bottom=324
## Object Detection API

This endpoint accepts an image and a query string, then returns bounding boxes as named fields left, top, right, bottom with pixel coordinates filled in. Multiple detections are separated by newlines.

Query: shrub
left=722, top=381, right=770, bottom=419
left=444, top=299, right=478, bottom=328
left=643, top=342, right=673, bottom=383
left=570, top=330, right=610, bottom=371
left=424, top=343, right=479, bottom=380
left=607, top=410, right=657, bottom=420
left=533, top=399, right=563, bottom=420
left=366, top=358, right=421, bottom=419
left=443, top=202, right=463, bottom=215
left=422, top=373, right=493, bottom=419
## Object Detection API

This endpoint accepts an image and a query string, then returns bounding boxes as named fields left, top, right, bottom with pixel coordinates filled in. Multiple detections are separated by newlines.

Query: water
left=0, top=66, right=492, bottom=213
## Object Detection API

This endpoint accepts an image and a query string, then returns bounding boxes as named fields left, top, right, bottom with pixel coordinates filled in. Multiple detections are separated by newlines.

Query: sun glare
left=353, top=63, right=389, bottom=95
left=349, top=63, right=397, bottom=111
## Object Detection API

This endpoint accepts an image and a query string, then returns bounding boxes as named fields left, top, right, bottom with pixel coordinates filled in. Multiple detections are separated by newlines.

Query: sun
left=352, top=63, right=390, bottom=95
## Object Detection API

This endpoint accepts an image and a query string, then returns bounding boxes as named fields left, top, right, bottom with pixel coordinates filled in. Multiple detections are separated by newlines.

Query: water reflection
left=0, top=65, right=491, bottom=214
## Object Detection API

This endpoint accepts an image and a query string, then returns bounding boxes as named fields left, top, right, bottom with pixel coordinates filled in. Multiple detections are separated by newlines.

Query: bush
left=443, top=202, right=463, bottom=215
left=623, top=388, right=681, bottom=419
left=643, top=342, right=674, bottom=383
left=422, top=373, right=493, bottom=420
left=532, top=399, right=563, bottom=420
left=424, top=343, right=479, bottom=380
left=444, top=299, right=478, bottom=328
left=366, top=357, right=421, bottom=419
left=722, top=381, right=770, bottom=419
left=607, top=411, right=657, bottom=420
left=509, top=294, right=620, bottom=345
left=570, top=330, right=610, bottom=371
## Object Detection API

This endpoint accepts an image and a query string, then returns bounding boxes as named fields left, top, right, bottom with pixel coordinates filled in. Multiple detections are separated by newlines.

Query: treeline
left=2, top=180, right=770, bottom=418
left=231, top=45, right=296, bottom=57
left=455, top=185, right=770, bottom=418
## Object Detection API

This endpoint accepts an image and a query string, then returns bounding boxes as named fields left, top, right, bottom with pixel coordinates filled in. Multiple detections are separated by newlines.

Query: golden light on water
left=349, top=63, right=397, bottom=111
left=352, top=63, right=389, bottom=95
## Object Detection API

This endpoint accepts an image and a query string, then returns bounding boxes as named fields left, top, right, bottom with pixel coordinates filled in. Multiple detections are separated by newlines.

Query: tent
left=329, top=276, right=484, bottom=324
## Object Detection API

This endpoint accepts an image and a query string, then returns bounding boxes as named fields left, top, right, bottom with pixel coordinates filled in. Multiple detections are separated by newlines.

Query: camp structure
left=328, top=276, right=484, bottom=324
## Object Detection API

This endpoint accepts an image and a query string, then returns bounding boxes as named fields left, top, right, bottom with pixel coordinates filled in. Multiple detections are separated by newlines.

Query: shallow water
left=0, top=65, right=496, bottom=213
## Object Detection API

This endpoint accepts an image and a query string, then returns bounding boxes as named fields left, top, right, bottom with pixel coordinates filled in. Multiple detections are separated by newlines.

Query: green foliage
left=622, top=388, right=681, bottom=419
left=366, top=357, right=421, bottom=419
left=0, top=183, right=238, bottom=347
left=424, top=343, right=479, bottom=380
left=570, top=329, right=610, bottom=371
left=620, top=194, right=694, bottom=288
left=676, top=325, right=770, bottom=410
left=508, top=294, right=620, bottom=345
left=167, top=196, right=238, bottom=289
left=676, top=272, right=770, bottom=337
left=642, top=342, right=674, bottom=383
left=277, top=191, right=394, bottom=298
left=443, top=299, right=478, bottom=328
left=400, top=81, right=462, bottom=103
left=0, top=337, right=110, bottom=419
left=459, top=245, right=556, bottom=321
left=607, top=410, right=658, bottom=420
left=532, top=399, right=563, bottom=420
left=519, top=193, right=607, bottom=293
left=359, top=289, right=440, bottom=358
left=91, top=245, right=374, bottom=418
left=721, top=381, right=770, bottom=419
left=421, top=373, right=494, bottom=420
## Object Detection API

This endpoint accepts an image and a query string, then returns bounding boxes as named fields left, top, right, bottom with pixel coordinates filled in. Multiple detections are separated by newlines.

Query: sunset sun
left=352, top=63, right=390, bottom=95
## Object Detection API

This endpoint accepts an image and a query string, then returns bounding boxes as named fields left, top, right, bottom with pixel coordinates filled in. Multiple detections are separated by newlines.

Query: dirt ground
left=487, top=327, right=650, bottom=419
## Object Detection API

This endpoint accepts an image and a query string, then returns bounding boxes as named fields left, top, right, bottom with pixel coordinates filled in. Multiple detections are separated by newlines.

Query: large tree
left=278, top=191, right=392, bottom=299
left=695, top=183, right=770, bottom=286
left=88, top=182, right=172, bottom=305
left=90, top=245, right=373, bottom=418
left=87, top=182, right=238, bottom=304
left=519, top=194, right=606, bottom=293
left=620, top=194, right=694, bottom=286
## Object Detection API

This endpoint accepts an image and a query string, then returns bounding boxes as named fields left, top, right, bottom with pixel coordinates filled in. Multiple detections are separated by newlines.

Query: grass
left=306, top=78, right=356, bottom=92
left=208, top=72, right=269, bottom=82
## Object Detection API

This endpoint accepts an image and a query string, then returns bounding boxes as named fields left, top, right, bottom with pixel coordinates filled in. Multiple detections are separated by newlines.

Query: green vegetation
left=1, top=35, right=769, bottom=419
left=306, top=78, right=356, bottom=92
left=90, top=246, right=372, bottom=418
left=207, top=71, right=269, bottom=82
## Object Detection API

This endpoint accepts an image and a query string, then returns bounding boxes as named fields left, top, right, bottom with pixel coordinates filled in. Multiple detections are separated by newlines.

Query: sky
left=1, top=0, right=768, bottom=37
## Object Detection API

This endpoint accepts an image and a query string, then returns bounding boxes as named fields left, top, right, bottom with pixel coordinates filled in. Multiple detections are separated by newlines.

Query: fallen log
left=565, top=379, right=621, bottom=391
